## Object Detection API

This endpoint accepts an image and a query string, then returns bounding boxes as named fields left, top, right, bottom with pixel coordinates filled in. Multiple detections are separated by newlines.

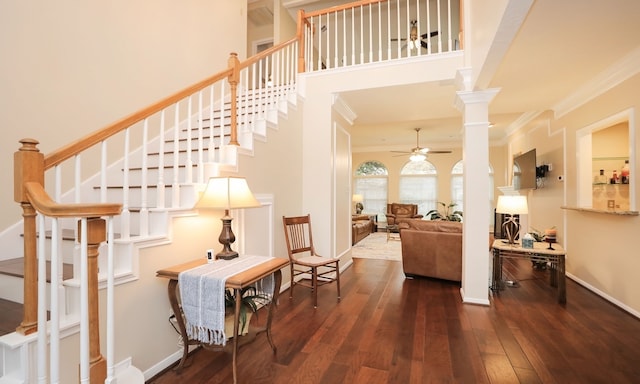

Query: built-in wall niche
left=576, top=108, right=636, bottom=213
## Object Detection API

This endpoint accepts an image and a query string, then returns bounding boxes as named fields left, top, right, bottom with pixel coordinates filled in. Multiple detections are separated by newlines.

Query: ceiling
left=283, top=0, right=640, bottom=153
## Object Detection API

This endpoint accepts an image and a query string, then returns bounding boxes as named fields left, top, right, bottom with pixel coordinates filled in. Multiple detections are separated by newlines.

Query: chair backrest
left=282, top=214, right=316, bottom=261
left=387, top=203, right=418, bottom=217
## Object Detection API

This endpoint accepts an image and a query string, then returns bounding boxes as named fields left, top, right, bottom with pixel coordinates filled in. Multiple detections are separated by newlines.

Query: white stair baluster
left=139, top=119, right=149, bottom=237
left=172, top=102, right=181, bottom=207
left=157, top=109, right=166, bottom=209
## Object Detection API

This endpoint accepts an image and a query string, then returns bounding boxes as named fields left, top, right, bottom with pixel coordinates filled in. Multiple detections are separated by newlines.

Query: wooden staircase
left=0, top=79, right=299, bottom=382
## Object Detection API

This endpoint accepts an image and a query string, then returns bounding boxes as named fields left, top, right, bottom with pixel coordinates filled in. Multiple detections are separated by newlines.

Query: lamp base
left=217, top=212, right=239, bottom=260
left=216, top=250, right=239, bottom=260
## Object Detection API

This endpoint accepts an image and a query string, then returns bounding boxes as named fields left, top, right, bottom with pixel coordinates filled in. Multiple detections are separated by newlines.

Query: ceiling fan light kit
left=410, top=153, right=426, bottom=162
left=391, top=128, right=452, bottom=161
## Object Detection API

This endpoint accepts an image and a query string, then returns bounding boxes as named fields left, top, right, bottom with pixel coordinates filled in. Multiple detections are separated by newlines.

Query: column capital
left=454, top=88, right=501, bottom=112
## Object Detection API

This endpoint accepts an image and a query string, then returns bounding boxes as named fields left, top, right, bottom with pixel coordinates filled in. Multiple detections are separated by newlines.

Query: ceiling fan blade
left=420, top=31, right=439, bottom=39
left=426, top=150, right=452, bottom=154
left=390, top=150, right=411, bottom=154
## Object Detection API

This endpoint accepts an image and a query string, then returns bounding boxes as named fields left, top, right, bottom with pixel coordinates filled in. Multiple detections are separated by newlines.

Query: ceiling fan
left=390, top=20, right=438, bottom=51
left=391, top=128, right=452, bottom=161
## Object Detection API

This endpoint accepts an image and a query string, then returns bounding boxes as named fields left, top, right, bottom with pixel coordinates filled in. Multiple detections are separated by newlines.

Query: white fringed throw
left=179, top=255, right=274, bottom=346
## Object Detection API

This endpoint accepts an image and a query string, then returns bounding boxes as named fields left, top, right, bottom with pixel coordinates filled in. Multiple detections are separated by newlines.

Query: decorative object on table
left=528, top=227, right=549, bottom=269
left=426, top=201, right=463, bottom=222
left=194, top=176, right=261, bottom=260
left=544, top=227, right=557, bottom=250
left=352, top=194, right=364, bottom=214
left=495, top=195, right=528, bottom=245
left=224, top=286, right=269, bottom=337
left=522, top=233, right=534, bottom=249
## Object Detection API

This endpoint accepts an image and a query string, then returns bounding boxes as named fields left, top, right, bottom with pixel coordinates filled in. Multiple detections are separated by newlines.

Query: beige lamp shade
left=195, top=176, right=261, bottom=210
left=352, top=194, right=363, bottom=203
left=194, top=176, right=260, bottom=260
left=496, top=195, right=528, bottom=215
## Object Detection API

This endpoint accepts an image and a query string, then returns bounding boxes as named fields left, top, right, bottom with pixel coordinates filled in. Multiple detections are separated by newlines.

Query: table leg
left=266, top=270, right=283, bottom=353
left=490, top=248, right=503, bottom=290
left=558, top=255, right=566, bottom=304
left=232, top=288, right=241, bottom=384
left=167, top=280, right=190, bottom=372
left=549, top=258, right=558, bottom=287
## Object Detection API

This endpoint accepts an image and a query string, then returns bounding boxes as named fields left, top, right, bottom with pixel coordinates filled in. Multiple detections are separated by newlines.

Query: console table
left=156, top=257, right=288, bottom=383
left=491, top=240, right=566, bottom=303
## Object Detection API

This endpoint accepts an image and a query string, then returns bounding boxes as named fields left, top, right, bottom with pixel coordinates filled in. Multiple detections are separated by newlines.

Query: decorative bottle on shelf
left=611, top=170, right=618, bottom=184
left=621, top=160, right=630, bottom=184
left=594, top=169, right=606, bottom=184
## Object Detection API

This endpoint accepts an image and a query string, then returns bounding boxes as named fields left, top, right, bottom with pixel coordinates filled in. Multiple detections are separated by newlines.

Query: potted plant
left=224, top=286, right=268, bottom=338
left=426, top=202, right=463, bottom=222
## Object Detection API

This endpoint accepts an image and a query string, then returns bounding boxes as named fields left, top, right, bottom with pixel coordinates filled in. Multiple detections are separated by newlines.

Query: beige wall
left=0, top=0, right=247, bottom=232
left=509, top=72, right=640, bottom=315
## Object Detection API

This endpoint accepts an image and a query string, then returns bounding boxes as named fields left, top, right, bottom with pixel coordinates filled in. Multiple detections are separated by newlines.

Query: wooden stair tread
left=0, top=297, right=24, bottom=337
left=0, top=258, right=73, bottom=281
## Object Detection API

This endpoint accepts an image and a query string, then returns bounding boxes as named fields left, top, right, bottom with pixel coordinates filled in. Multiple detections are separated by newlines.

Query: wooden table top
left=491, top=240, right=565, bottom=255
left=156, top=256, right=289, bottom=289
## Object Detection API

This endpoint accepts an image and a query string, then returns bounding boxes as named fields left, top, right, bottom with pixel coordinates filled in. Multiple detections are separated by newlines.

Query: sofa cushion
left=401, top=219, right=462, bottom=234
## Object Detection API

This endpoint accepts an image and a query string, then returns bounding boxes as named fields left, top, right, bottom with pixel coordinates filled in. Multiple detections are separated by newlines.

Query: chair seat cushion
left=296, top=255, right=337, bottom=266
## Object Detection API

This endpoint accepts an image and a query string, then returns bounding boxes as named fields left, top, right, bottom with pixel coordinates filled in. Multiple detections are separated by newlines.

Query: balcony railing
left=298, top=0, right=461, bottom=72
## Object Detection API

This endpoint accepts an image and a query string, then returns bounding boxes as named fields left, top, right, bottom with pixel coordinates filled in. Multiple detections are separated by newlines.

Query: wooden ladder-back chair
left=282, top=215, right=341, bottom=308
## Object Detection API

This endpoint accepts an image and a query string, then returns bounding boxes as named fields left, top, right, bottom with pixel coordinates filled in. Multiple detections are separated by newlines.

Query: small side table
left=386, top=224, right=400, bottom=241
left=156, top=257, right=288, bottom=383
left=491, top=240, right=566, bottom=303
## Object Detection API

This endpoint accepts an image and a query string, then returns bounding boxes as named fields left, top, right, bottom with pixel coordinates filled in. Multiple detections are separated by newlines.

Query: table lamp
left=496, top=195, right=528, bottom=245
left=352, top=194, right=364, bottom=214
left=194, top=176, right=261, bottom=260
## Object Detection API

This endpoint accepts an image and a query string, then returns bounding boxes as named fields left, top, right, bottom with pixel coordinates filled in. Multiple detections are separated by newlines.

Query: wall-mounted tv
left=513, top=148, right=537, bottom=190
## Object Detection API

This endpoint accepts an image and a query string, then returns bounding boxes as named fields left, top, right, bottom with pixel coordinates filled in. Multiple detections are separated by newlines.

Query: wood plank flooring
left=147, top=258, right=640, bottom=383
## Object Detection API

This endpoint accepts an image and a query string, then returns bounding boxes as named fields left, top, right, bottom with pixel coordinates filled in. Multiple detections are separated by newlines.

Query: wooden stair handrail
left=43, top=69, right=232, bottom=170
left=238, top=37, right=298, bottom=71
left=44, top=38, right=301, bottom=170
left=25, top=182, right=122, bottom=218
left=302, top=0, right=387, bottom=18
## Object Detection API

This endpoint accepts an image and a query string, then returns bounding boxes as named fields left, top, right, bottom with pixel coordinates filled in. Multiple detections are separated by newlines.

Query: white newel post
left=455, top=70, right=499, bottom=305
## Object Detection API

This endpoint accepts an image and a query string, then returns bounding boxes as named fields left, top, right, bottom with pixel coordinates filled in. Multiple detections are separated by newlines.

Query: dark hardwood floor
left=147, top=257, right=640, bottom=384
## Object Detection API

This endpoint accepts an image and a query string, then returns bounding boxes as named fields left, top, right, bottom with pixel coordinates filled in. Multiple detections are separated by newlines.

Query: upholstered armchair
left=386, top=203, right=423, bottom=225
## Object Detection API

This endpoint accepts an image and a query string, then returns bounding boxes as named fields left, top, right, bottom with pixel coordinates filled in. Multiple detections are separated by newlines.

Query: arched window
left=354, top=161, right=388, bottom=221
left=451, top=160, right=495, bottom=225
left=399, top=160, right=437, bottom=216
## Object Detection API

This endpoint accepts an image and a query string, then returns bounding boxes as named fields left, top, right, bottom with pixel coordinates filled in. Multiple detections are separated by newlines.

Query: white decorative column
left=455, top=68, right=499, bottom=305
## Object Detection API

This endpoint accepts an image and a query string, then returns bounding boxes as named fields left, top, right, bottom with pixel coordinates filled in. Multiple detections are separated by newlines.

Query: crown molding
left=554, top=46, right=640, bottom=119
left=332, top=94, right=357, bottom=125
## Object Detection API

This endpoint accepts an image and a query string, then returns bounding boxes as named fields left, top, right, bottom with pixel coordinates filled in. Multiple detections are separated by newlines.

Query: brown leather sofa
left=386, top=203, right=423, bottom=226
left=399, top=219, right=462, bottom=282
left=352, top=215, right=374, bottom=245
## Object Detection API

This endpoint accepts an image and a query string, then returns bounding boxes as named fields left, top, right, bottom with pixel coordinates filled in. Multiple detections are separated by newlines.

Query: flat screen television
left=513, top=148, right=537, bottom=190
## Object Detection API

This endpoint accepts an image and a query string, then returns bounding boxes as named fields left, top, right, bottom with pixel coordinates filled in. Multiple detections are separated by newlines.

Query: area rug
left=351, top=232, right=402, bottom=261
